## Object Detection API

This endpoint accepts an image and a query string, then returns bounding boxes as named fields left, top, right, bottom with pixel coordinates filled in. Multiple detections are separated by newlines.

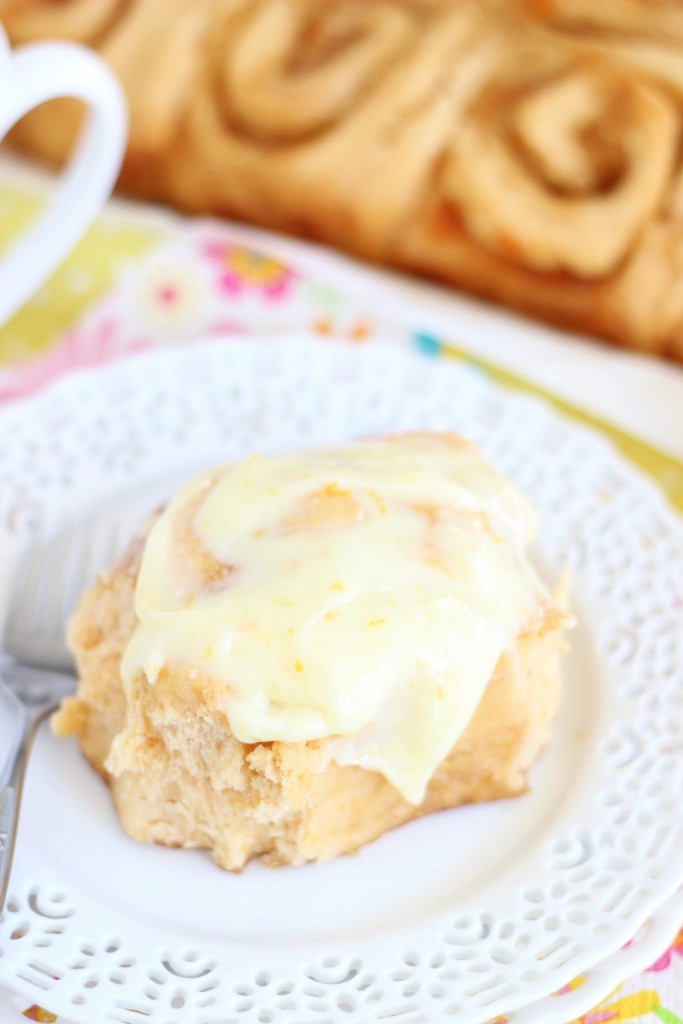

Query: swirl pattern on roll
left=441, top=49, right=677, bottom=277
left=216, top=0, right=418, bottom=144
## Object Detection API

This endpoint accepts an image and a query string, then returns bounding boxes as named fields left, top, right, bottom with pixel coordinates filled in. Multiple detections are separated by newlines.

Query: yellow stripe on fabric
left=441, top=341, right=683, bottom=516
left=0, top=187, right=160, bottom=365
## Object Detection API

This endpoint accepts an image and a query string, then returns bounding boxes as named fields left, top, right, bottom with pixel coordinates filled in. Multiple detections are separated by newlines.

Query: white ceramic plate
left=0, top=337, right=681, bottom=1024
left=1, top=893, right=681, bottom=1024
left=510, top=889, right=683, bottom=1023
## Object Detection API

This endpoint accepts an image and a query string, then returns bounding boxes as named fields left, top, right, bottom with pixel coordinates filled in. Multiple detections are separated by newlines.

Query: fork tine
left=5, top=524, right=81, bottom=670
left=5, top=518, right=100, bottom=670
left=5, top=541, right=50, bottom=658
left=3, top=482, right=180, bottom=671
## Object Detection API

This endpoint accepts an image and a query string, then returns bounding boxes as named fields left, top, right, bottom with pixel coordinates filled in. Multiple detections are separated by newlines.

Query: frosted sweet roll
left=55, top=433, right=569, bottom=870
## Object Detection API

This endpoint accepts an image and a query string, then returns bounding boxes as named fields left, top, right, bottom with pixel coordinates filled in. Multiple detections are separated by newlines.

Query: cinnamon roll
left=4, top=0, right=682, bottom=358
left=54, top=434, right=569, bottom=870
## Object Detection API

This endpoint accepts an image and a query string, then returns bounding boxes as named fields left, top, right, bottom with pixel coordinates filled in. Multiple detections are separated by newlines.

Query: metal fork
left=0, top=664, right=75, bottom=915
left=0, top=503, right=143, bottom=918
left=0, top=487, right=171, bottom=917
left=0, top=514, right=105, bottom=918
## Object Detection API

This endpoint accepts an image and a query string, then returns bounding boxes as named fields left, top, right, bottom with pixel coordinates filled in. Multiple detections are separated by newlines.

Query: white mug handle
left=0, top=29, right=127, bottom=325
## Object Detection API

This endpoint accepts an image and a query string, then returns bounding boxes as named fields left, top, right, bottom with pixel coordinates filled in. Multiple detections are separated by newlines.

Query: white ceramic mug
left=0, top=24, right=126, bottom=325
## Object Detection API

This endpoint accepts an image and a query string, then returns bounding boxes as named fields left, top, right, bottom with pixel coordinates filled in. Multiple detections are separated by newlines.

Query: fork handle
left=0, top=705, right=47, bottom=915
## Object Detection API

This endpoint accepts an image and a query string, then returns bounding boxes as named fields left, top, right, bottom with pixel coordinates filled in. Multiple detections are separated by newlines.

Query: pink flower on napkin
left=201, top=241, right=295, bottom=300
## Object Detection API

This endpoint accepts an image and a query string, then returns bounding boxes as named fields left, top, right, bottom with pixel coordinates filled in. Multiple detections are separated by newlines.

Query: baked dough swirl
left=55, top=434, right=570, bottom=869
left=442, top=56, right=676, bottom=277
left=216, top=0, right=417, bottom=144
left=4, top=0, right=683, bottom=359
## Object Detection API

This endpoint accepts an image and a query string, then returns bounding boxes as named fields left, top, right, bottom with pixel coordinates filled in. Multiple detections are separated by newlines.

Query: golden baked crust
left=54, top=531, right=568, bottom=871
left=3, top=0, right=683, bottom=360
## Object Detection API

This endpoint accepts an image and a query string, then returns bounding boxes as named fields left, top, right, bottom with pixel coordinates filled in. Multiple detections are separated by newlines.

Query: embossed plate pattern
left=0, top=337, right=681, bottom=1024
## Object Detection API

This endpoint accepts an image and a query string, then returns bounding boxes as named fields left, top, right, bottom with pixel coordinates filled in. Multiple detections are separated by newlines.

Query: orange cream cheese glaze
left=121, top=435, right=552, bottom=804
